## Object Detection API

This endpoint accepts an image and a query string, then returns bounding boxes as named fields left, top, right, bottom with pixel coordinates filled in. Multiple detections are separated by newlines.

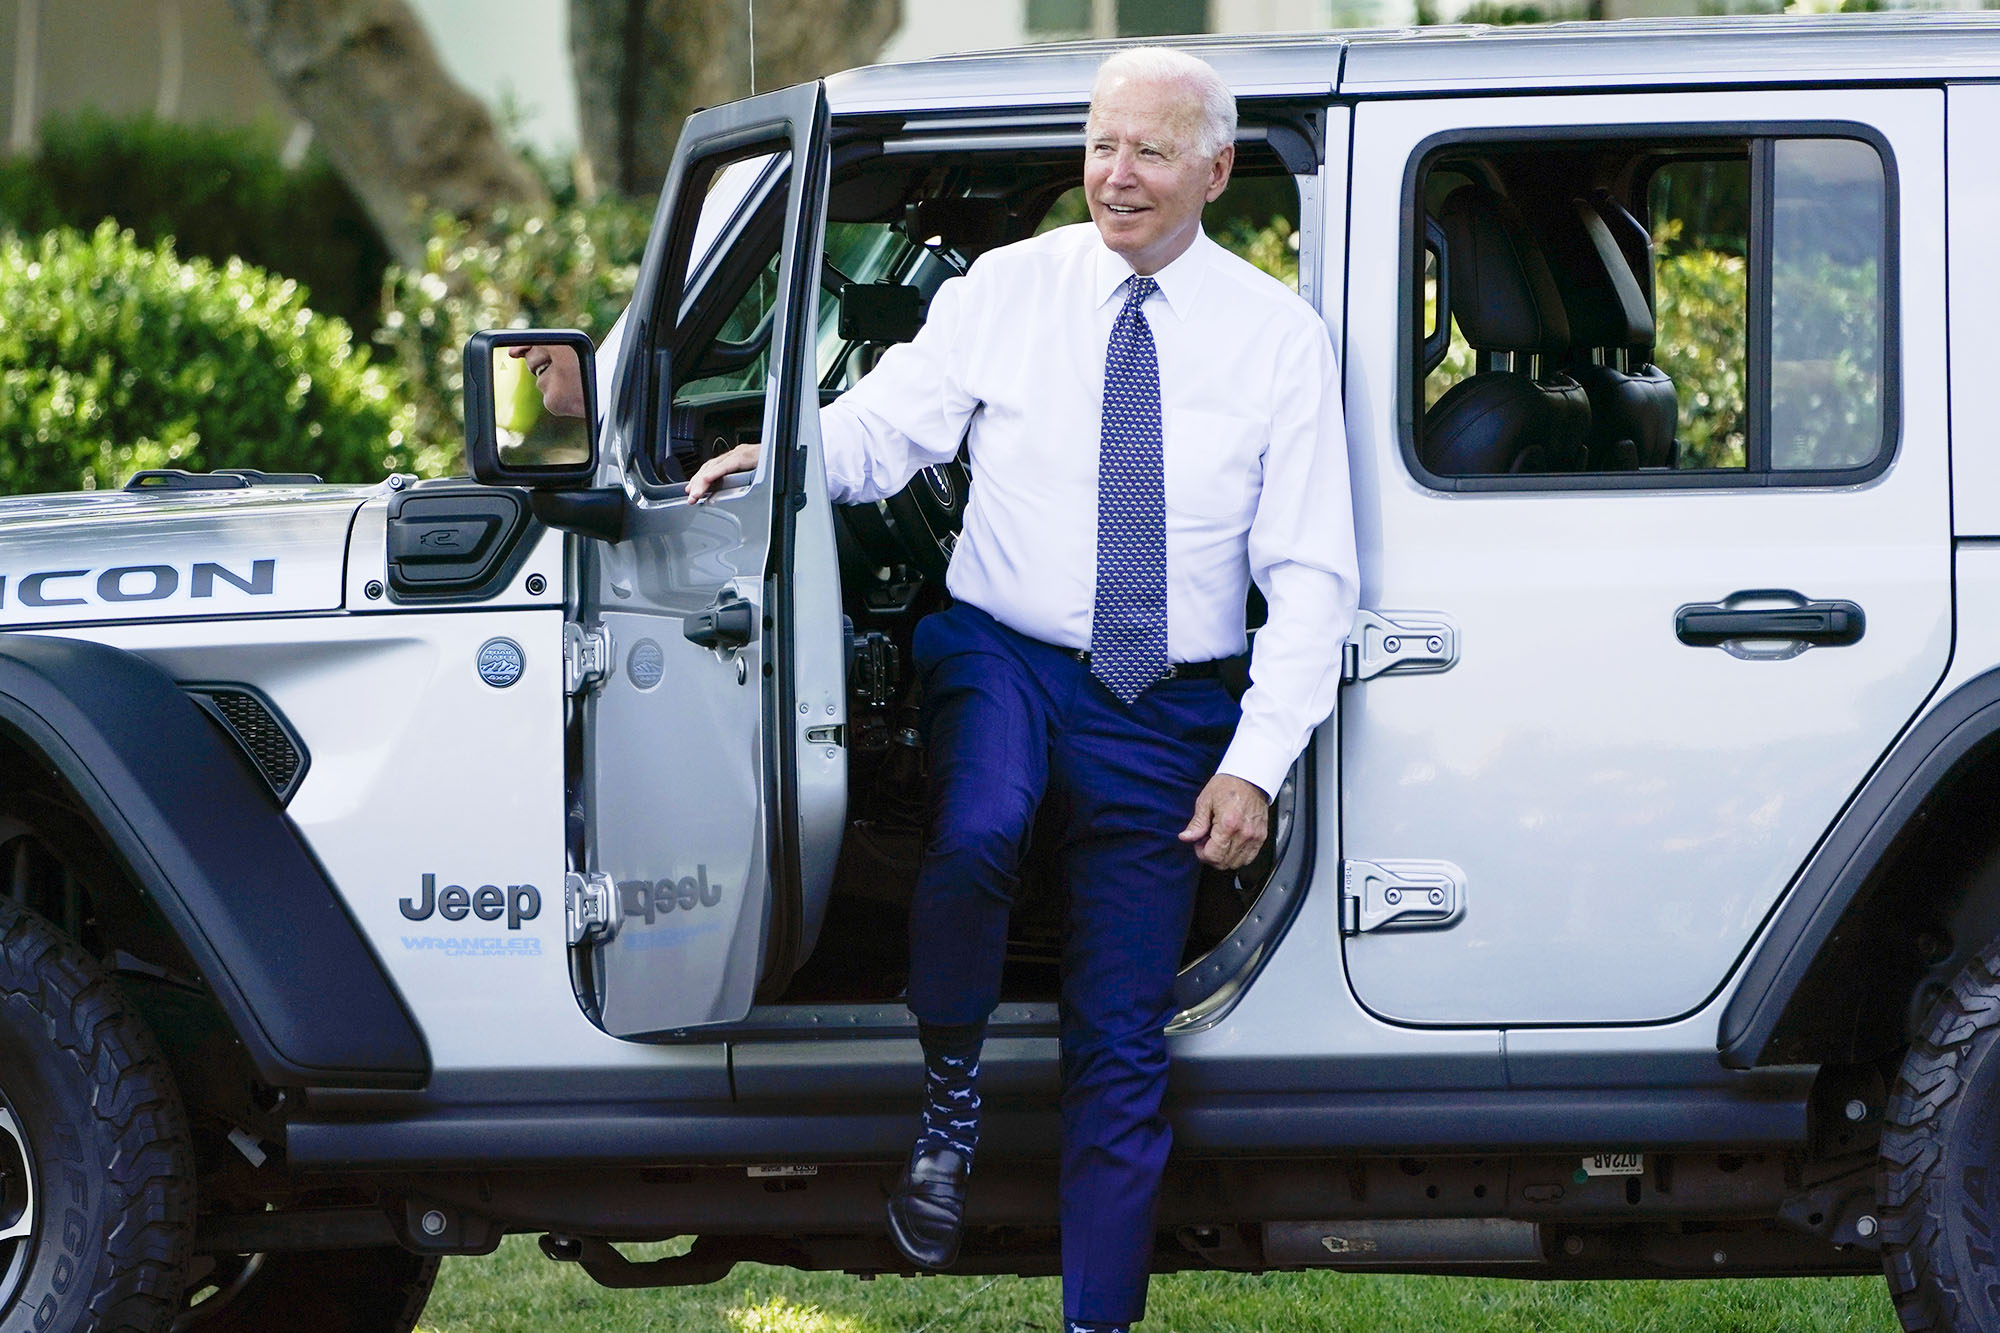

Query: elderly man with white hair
left=692, top=45, right=1356, bottom=1333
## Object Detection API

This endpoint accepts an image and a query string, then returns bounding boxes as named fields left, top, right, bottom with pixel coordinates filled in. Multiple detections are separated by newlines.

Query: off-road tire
left=178, top=1247, right=439, bottom=1333
left=0, top=898, right=193, bottom=1332
left=1880, top=939, right=2000, bottom=1331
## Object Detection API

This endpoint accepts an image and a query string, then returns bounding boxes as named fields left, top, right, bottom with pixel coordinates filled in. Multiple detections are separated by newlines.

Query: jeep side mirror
left=462, top=329, right=600, bottom=489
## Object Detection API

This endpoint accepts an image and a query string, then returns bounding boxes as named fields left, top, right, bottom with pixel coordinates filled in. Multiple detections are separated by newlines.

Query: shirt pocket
left=1164, top=408, right=1265, bottom=519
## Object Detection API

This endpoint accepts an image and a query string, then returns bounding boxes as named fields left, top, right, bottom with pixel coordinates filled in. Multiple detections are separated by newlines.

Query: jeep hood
left=0, top=484, right=374, bottom=629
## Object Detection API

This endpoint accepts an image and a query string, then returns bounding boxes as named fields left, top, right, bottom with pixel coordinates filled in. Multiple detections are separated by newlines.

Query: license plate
left=1581, top=1152, right=1643, bottom=1177
left=747, top=1164, right=819, bottom=1178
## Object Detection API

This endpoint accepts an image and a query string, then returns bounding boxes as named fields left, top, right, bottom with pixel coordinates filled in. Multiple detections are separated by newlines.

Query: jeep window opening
left=1403, top=123, right=1896, bottom=493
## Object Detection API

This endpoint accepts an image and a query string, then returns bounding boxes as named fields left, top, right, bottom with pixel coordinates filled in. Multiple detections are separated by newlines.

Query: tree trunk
left=226, top=0, right=548, bottom=265
left=570, top=0, right=902, bottom=201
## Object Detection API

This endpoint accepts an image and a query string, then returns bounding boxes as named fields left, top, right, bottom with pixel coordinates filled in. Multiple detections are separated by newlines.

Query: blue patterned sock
left=915, top=1019, right=984, bottom=1167
left=1067, top=1322, right=1129, bottom=1333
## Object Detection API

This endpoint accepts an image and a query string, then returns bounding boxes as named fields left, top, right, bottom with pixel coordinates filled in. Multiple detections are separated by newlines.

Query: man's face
left=510, top=344, right=588, bottom=420
left=1084, top=74, right=1233, bottom=276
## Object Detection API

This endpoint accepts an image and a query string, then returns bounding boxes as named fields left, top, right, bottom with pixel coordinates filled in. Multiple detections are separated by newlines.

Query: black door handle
left=1675, top=592, right=1865, bottom=650
left=683, top=592, right=754, bottom=651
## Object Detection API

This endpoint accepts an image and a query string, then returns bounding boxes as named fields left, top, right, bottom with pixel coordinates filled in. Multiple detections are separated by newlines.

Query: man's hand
left=1179, top=774, right=1270, bottom=871
left=686, top=441, right=761, bottom=502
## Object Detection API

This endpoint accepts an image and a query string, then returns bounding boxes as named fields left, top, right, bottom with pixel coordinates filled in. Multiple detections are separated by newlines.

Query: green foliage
left=1454, top=0, right=1591, bottom=22
left=1650, top=159, right=1750, bottom=259
left=1414, top=0, right=1597, bottom=22
left=1771, top=254, right=1882, bottom=469
left=1424, top=336, right=1481, bottom=412
left=376, top=198, right=653, bottom=472
left=1214, top=215, right=1301, bottom=289
left=0, top=222, right=411, bottom=494
left=1653, top=245, right=1748, bottom=468
left=0, top=112, right=390, bottom=339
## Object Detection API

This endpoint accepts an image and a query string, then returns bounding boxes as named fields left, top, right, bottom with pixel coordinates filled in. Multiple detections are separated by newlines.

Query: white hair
left=1088, top=47, right=1237, bottom=159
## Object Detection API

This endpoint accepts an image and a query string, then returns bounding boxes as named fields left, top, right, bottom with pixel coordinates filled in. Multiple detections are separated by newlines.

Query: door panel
left=1339, top=89, right=1949, bottom=1025
left=582, top=84, right=839, bottom=1037
left=1947, top=84, right=2000, bottom=536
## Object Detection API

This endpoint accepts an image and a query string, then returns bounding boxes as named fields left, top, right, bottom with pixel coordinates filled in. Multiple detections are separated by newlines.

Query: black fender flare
left=0, top=633, right=428, bottom=1088
left=1720, top=666, right=2000, bottom=1068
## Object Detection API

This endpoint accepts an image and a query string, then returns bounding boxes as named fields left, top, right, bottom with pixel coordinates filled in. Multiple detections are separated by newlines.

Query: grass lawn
left=418, top=1236, right=1899, bottom=1332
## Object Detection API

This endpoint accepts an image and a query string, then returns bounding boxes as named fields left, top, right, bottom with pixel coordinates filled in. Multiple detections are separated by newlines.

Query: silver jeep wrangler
left=0, top=14, right=1996, bottom=1332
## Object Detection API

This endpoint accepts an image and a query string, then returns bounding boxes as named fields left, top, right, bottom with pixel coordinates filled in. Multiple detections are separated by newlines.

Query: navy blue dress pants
left=906, top=601, right=1240, bottom=1325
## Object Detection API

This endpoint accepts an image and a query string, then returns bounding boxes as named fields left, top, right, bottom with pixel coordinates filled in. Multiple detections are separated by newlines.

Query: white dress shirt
left=820, top=223, right=1358, bottom=798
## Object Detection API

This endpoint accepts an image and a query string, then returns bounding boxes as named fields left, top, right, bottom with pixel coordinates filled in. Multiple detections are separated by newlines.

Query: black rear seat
left=1546, top=193, right=1679, bottom=471
left=1420, top=184, right=1591, bottom=476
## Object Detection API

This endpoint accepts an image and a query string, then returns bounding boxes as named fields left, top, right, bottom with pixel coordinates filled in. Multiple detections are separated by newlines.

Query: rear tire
left=177, top=1247, right=439, bottom=1333
left=0, top=899, right=193, bottom=1332
left=1880, top=940, right=2000, bottom=1331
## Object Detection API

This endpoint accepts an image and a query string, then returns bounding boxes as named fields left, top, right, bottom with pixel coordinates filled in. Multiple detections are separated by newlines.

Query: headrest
left=1438, top=184, right=1570, bottom=353
left=1592, top=190, right=1655, bottom=298
left=1547, top=198, right=1655, bottom=349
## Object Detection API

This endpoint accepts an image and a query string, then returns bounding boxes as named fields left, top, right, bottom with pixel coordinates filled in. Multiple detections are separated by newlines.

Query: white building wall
left=879, top=0, right=1030, bottom=61
left=1211, top=0, right=1338, bottom=31
left=881, top=0, right=1375, bottom=63
left=409, top=0, right=577, bottom=157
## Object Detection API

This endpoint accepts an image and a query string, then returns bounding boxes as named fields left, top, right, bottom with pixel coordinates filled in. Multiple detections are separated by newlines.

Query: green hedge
left=1652, top=247, right=1748, bottom=469
left=0, top=112, right=390, bottom=339
left=0, top=222, right=412, bottom=494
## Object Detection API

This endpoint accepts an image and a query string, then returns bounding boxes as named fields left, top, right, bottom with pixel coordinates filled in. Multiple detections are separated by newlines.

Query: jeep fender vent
left=384, top=486, right=535, bottom=602
left=185, top=685, right=309, bottom=803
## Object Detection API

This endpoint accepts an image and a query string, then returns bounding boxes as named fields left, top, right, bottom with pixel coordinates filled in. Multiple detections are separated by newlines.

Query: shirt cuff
left=1215, top=731, right=1295, bottom=804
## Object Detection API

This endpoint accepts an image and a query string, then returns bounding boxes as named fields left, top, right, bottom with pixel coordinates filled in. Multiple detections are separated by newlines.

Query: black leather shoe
left=886, top=1143, right=969, bottom=1270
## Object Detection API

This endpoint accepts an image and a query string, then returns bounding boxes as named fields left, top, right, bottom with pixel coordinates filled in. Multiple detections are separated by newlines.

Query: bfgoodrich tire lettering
left=1881, top=941, right=2000, bottom=1331
left=0, top=900, right=192, bottom=1332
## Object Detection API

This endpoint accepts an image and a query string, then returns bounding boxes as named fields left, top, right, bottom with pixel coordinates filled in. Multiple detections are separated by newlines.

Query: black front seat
left=1547, top=195, right=1679, bottom=471
left=1421, top=184, right=1591, bottom=476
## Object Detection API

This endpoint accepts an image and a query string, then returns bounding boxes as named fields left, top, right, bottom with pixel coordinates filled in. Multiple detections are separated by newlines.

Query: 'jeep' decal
left=400, top=874, right=542, bottom=930
left=620, top=868, right=726, bottom=926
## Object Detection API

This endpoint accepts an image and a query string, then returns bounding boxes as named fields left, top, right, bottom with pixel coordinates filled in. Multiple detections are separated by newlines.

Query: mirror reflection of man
left=691, top=47, right=1356, bottom=1333
left=507, top=343, right=589, bottom=420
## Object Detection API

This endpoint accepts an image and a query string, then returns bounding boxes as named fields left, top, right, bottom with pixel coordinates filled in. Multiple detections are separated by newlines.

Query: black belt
left=1064, top=648, right=1230, bottom=681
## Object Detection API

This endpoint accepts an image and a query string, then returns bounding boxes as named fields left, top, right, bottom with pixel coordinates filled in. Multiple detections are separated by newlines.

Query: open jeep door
left=578, top=83, right=846, bottom=1037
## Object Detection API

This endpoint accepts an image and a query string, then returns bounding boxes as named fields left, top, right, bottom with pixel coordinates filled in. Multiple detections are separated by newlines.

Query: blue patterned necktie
left=1090, top=275, right=1169, bottom=706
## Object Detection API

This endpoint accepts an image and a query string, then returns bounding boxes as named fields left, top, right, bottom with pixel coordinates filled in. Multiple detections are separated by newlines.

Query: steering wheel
left=873, top=456, right=968, bottom=585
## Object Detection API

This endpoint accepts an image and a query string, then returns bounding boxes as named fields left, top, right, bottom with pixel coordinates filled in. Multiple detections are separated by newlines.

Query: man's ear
left=1206, top=143, right=1236, bottom=202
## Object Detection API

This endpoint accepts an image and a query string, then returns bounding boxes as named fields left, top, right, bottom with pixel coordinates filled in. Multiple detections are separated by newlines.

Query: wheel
left=878, top=459, right=968, bottom=585
left=1881, top=939, right=2000, bottom=1331
left=177, top=1247, right=439, bottom=1333
left=0, top=898, right=192, bottom=1332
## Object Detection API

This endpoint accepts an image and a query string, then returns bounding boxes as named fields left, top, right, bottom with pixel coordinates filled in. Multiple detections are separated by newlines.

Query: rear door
left=1337, top=88, right=1949, bottom=1025
left=580, top=84, right=846, bottom=1037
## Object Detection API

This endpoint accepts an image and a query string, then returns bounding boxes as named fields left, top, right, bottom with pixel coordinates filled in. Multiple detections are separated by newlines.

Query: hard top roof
left=823, top=13, right=2000, bottom=115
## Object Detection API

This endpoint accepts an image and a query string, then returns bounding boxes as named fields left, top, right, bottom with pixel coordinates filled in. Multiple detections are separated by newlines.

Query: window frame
left=629, top=143, right=793, bottom=493
left=1396, top=119, right=1901, bottom=494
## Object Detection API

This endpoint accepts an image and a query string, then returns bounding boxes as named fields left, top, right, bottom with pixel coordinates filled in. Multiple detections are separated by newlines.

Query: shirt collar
left=1091, top=226, right=1213, bottom=322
